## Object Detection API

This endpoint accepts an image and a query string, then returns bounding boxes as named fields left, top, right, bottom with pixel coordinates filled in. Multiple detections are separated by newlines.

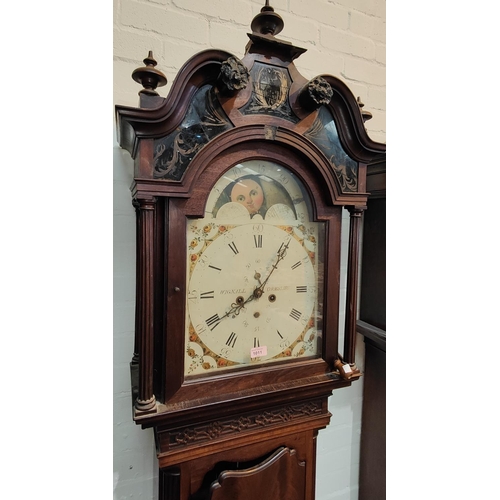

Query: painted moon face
left=230, top=178, right=264, bottom=214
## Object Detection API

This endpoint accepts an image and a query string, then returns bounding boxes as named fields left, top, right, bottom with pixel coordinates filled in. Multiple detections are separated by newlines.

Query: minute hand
left=221, top=238, right=291, bottom=320
left=253, top=238, right=291, bottom=297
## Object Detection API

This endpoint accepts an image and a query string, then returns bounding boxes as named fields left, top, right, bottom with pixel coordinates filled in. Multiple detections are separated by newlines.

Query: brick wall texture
left=113, top=1, right=385, bottom=499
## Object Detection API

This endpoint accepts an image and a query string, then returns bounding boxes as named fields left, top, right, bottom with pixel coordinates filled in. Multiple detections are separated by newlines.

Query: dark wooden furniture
left=115, top=3, right=385, bottom=499
left=358, top=161, right=386, bottom=499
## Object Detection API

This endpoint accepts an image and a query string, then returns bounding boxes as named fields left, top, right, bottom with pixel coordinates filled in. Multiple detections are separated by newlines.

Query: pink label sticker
left=250, top=346, right=267, bottom=358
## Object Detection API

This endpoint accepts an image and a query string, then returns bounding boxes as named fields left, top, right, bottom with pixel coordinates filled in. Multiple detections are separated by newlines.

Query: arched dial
left=185, top=161, right=324, bottom=376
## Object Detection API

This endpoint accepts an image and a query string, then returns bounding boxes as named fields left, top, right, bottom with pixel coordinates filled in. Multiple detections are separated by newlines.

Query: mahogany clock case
left=115, top=4, right=385, bottom=499
left=116, top=41, right=384, bottom=432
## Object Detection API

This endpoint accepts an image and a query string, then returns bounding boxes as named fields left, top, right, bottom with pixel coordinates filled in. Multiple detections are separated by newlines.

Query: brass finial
left=250, top=1, right=284, bottom=36
left=132, top=51, right=167, bottom=96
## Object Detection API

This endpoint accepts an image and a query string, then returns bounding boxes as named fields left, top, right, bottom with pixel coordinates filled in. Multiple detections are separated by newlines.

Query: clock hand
left=220, top=293, right=256, bottom=319
left=220, top=238, right=291, bottom=319
left=251, top=237, right=291, bottom=299
left=254, top=271, right=262, bottom=286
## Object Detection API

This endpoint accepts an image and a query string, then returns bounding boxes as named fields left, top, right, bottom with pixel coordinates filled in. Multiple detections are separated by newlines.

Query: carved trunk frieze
left=158, top=399, right=324, bottom=451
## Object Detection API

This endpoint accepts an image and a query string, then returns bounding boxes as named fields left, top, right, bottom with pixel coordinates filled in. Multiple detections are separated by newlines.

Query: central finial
left=250, top=1, right=284, bottom=36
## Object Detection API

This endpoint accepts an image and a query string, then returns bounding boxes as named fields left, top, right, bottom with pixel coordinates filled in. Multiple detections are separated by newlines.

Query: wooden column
left=343, top=206, right=364, bottom=364
left=135, top=195, right=157, bottom=413
left=132, top=199, right=141, bottom=365
left=159, top=468, right=180, bottom=500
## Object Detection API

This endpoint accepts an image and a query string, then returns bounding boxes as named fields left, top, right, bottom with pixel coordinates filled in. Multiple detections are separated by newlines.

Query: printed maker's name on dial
left=219, top=285, right=290, bottom=295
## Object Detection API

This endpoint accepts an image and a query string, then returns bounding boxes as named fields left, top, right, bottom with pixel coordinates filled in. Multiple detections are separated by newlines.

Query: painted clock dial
left=185, top=160, right=325, bottom=376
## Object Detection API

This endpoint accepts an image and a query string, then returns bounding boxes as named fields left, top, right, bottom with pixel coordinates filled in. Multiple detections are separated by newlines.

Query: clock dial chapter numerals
left=226, top=332, right=238, bottom=348
left=254, top=234, right=263, bottom=248
left=228, top=241, right=239, bottom=255
left=186, top=223, right=318, bottom=372
left=206, top=313, right=222, bottom=330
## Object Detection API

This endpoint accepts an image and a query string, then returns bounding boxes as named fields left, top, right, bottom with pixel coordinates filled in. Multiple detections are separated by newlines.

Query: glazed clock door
left=185, top=160, right=325, bottom=377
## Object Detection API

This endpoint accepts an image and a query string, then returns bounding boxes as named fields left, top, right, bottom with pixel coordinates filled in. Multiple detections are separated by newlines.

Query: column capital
left=347, top=205, right=365, bottom=217
left=133, top=195, right=157, bottom=210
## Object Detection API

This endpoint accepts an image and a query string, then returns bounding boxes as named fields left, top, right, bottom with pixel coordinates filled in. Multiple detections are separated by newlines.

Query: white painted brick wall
left=114, top=0, right=385, bottom=142
left=113, top=1, right=385, bottom=499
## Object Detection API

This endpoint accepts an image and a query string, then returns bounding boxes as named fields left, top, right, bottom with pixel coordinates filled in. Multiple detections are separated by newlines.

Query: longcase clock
left=115, top=3, right=385, bottom=499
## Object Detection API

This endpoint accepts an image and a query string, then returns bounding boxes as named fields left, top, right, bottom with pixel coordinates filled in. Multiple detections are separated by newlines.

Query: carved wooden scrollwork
left=217, top=56, right=250, bottom=93
left=165, top=400, right=323, bottom=450
left=299, top=76, right=333, bottom=110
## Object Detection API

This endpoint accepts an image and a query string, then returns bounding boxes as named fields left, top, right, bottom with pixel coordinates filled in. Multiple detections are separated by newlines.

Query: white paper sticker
left=251, top=346, right=268, bottom=358
left=343, top=364, right=352, bottom=374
